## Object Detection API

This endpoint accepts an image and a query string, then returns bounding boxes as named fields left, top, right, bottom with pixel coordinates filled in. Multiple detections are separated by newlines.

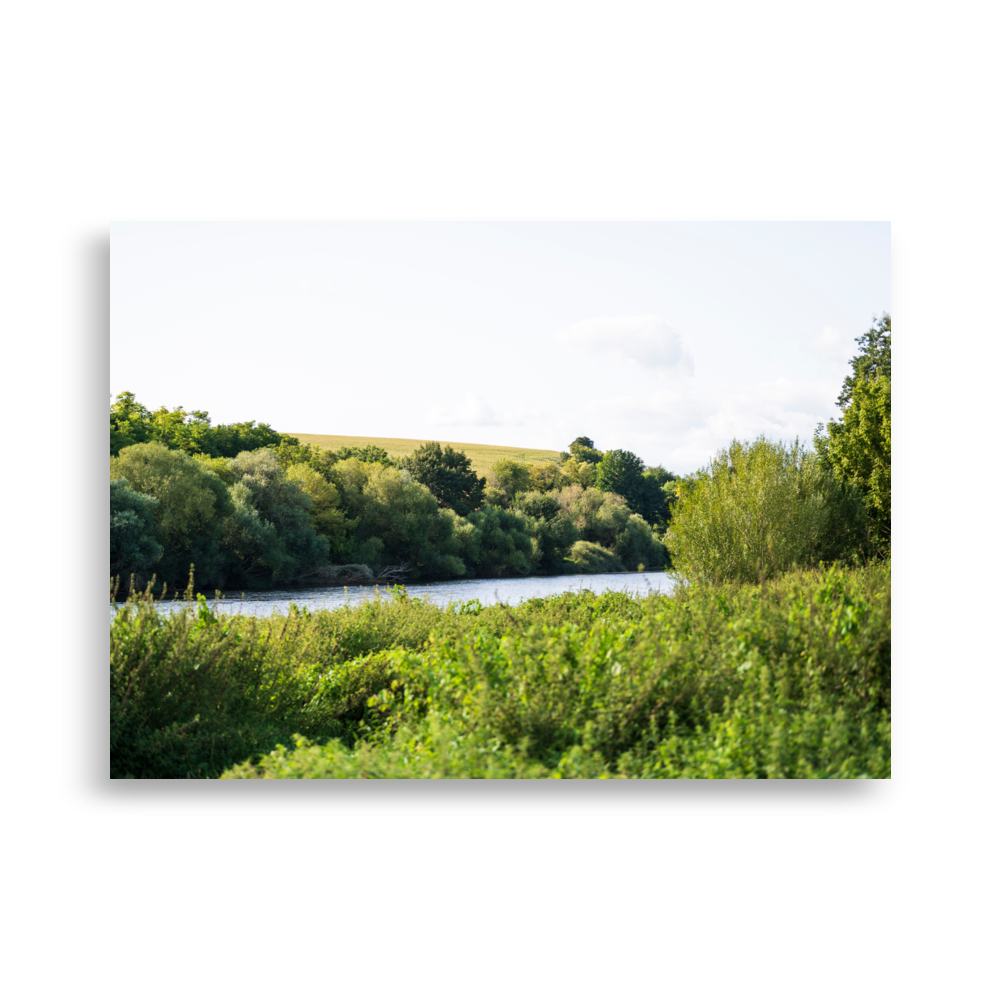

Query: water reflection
left=112, top=571, right=676, bottom=618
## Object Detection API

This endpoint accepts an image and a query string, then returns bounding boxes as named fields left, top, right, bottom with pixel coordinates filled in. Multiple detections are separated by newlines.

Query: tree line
left=110, top=313, right=889, bottom=592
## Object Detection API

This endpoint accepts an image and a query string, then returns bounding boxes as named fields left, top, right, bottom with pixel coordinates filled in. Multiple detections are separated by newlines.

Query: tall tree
left=400, top=442, right=486, bottom=516
left=837, top=313, right=890, bottom=410
left=817, top=313, right=891, bottom=544
left=594, top=449, right=646, bottom=513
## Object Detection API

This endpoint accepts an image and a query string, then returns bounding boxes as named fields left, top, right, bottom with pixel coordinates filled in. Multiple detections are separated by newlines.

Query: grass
left=111, top=562, right=890, bottom=779
left=287, top=433, right=562, bottom=476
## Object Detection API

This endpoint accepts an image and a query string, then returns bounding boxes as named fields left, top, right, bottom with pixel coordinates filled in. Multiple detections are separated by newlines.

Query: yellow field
left=289, top=433, right=562, bottom=476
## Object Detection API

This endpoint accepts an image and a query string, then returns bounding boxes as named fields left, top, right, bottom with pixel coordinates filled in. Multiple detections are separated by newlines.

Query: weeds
left=110, top=562, right=890, bottom=778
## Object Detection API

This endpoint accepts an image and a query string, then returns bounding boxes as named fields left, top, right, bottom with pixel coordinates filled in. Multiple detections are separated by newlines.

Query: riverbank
left=111, top=562, right=890, bottom=779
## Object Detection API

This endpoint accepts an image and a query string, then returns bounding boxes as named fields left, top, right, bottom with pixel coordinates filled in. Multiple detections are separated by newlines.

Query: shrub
left=666, top=437, right=844, bottom=584
left=567, top=540, right=625, bottom=573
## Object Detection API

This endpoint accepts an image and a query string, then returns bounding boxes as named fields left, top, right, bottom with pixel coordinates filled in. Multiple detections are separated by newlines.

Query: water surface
left=115, top=571, right=676, bottom=619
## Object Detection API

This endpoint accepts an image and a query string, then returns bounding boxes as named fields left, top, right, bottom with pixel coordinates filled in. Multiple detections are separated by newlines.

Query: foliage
left=513, top=491, right=579, bottom=574
left=566, top=540, right=625, bottom=574
left=108, top=562, right=889, bottom=778
left=612, top=513, right=667, bottom=571
left=332, top=459, right=465, bottom=578
left=666, top=437, right=861, bottom=585
left=592, top=449, right=672, bottom=537
left=109, top=391, right=285, bottom=458
left=528, top=463, right=564, bottom=493
left=461, top=506, right=534, bottom=577
left=110, top=479, right=163, bottom=584
left=110, top=442, right=233, bottom=590
left=222, top=450, right=330, bottom=588
left=399, top=442, right=486, bottom=516
left=569, top=436, right=604, bottom=465
left=837, top=313, right=890, bottom=411
left=817, top=374, right=891, bottom=543
left=486, top=459, right=533, bottom=507
left=816, top=314, right=891, bottom=545
left=286, top=463, right=354, bottom=558
left=560, top=457, right=597, bottom=488
left=556, top=485, right=632, bottom=549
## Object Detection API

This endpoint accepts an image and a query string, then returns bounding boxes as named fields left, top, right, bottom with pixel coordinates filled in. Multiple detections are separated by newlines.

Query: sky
left=111, top=222, right=890, bottom=474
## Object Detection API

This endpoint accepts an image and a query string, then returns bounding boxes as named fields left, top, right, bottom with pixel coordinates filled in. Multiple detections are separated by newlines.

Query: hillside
left=288, top=434, right=561, bottom=477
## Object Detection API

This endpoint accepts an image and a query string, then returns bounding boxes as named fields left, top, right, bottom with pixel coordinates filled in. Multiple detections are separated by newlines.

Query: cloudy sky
left=111, top=222, right=889, bottom=474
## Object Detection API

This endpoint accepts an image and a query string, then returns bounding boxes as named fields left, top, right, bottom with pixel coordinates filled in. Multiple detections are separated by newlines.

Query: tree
left=223, top=449, right=330, bottom=586
left=556, top=484, right=632, bottom=549
left=594, top=449, right=646, bottom=510
left=399, top=442, right=486, bottom=516
left=110, top=479, right=163, bottom=584
left=559, top=457, right=597, bottom=488
left=462, top=506, right=533, bottom=577
left=286, top=463, right=354, bottom=560
left=816, top=313, right=891, bottom=545
left=569, top=437, right=603, bottom=465
left=110, top=391, right=151, bottom=455
left=665, top=437, right=848, bottom=584
left=486, top=459, right=533, bottom=507
left=817, top=374, right=890, bottom=543
left=837, top=313, right=890, bottom=410
left=611, top=514, right=666, bottom=571
left=527, top=462, right=563, bottom=493
left=110, top=443, right=233, bottom=589
left=331, top=459, right=465, bottom=578
left=513, top=491, right=578, bottom=573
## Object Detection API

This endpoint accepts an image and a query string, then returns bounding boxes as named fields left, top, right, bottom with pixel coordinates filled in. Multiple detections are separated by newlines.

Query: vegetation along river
left=113, top=571, right=675, bottom=619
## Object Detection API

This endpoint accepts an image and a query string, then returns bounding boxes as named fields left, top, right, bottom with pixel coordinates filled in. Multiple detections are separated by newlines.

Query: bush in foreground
left=112, top=562, right=889, bottom=779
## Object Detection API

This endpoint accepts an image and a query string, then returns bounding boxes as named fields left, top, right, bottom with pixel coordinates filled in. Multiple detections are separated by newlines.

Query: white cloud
left=426, top=392, right=503, bottom=427
left=554, top=316, right=694, bottom=375
left=580, top=376, right=841, bottom=472
left=810, top=325, right=855, bottom=366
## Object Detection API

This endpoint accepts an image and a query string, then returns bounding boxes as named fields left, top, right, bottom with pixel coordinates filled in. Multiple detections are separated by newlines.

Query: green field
left=289, top=433, right=561, bottom=476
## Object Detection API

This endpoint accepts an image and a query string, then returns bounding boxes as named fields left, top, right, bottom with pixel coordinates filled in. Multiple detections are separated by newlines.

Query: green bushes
left=111, top=563, right=890, bottom=778
left=111, top=443, right=234, bottom=590
left=110, top=479, right=163, bottom=583
left=566, top=540, right=625, bottom=573
left=666, top=437, right=869, bottom=585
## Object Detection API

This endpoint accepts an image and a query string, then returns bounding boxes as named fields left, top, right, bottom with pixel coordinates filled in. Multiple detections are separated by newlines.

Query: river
left=112, top=570, right=676, bottom=618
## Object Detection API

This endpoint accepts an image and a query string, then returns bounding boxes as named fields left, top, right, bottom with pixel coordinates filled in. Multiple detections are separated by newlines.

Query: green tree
left=400, top=442, right=486, bottom=516
left=556, top=485, right=632, bottom=549
left=331, top=459, right=464, bottom=578
left=559, top=457, right=597, bottom=488
left=817, top=374, right=891, bottom=543
left=486, top=459, right=533, bottom=508
left=209, top=420, right=284, bottom=458
left=837, top=313, right=890, bottom=410
left=527, top=462, right=563, bottom=493
left=666, top=437, right=837, bottom=584
left=110, top=443, right=233, bottom=589
left=569, top=436, right=604, bottom=465
left=110, top=479, right=163, bottom=584
left=286, top=463, right=354, bottom=560
left=110, top=391, right=151, bottom=455
left=594, top=449, right=646, bottom=513
left=462, top=506, right=533, bottom=577
left=223, top=450, right=330, bottom=587
left=612, top=514, right=666, bottom=571
left=513, top=491, right=579, bottom=573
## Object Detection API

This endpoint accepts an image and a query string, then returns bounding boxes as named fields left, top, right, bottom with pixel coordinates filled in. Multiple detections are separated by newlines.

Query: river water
left=114, top=571, right=676, bottom=619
